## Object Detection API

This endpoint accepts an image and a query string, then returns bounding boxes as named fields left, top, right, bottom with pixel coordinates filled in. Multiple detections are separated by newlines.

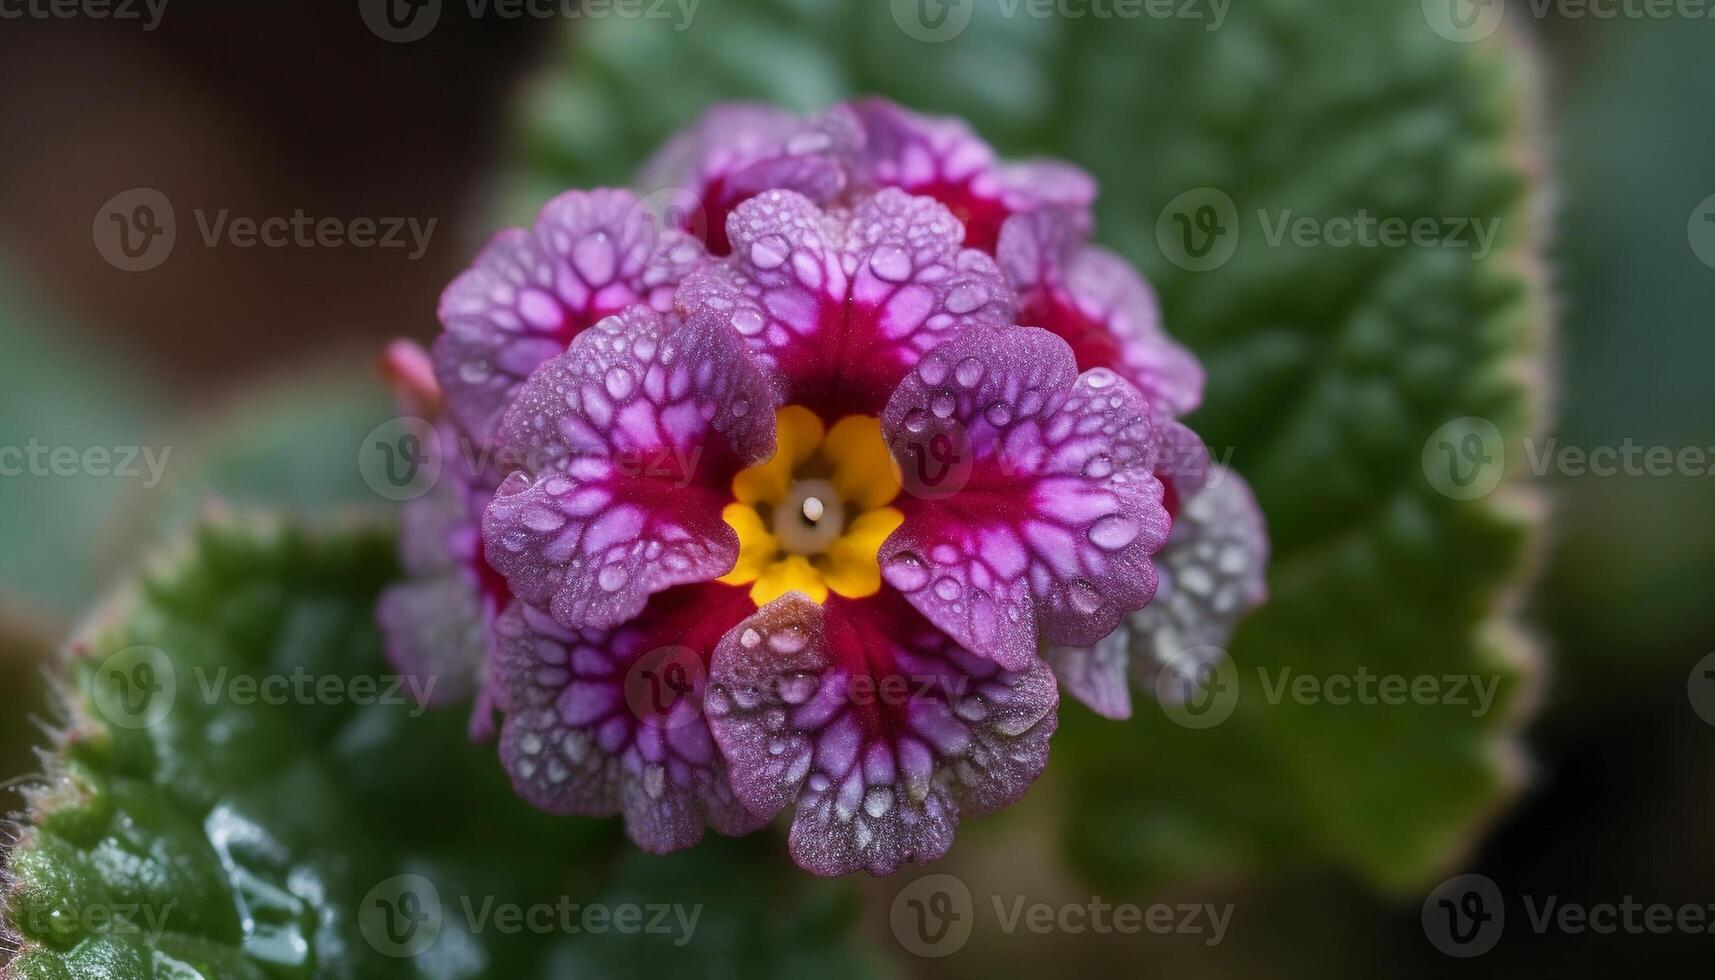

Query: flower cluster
left=377, top=98, right=1269, bottom=876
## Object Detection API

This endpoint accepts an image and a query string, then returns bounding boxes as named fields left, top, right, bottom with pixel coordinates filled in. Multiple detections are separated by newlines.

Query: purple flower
left=379, top=98, right=1269, bottom=874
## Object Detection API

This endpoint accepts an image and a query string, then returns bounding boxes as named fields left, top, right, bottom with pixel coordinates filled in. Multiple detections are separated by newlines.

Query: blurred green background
left=2, top=1, right=1712, bottom=976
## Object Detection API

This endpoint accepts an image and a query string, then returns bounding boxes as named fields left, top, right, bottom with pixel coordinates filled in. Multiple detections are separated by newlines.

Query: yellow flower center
left=719, top=406, right=904, bottom=606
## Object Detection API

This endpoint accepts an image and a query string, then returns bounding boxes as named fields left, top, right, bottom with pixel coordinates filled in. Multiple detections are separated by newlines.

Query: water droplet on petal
left=954, top=357, right=985, bottom=388
left=750, top=235, right=789, bottom=270
left=945, top=282, right=988, bottom=314
left=917, top=354, right=948, bottom=385
left=732, top=307, right=765, bottom=336
left=1069, top=580, right=1103, bottom=614
left=869, top=244, right=913, bottom=283
left=883, top=553, right=930, bottom=592
left=1089, top=515, right=1140, bottom=550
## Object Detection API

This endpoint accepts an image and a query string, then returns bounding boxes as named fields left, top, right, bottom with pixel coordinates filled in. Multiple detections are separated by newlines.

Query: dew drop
left=954, top=357, right=985, bottom=388
left=1089, top=515, right=1140, bottom=550
left=732, top=307, right=766, bottom=336
left=945, top=282, right=988, bottom=314
left=1069, top=580, right=1103, bottom=614
left=917, top=354, right=949, bottom=386
left=750, top=235, right=790, bottom=270
left=869, top=244, right=913, bottom=283
left=460, top=359, right=493, bottom=384
left=883, top=553, right=930, bottom=592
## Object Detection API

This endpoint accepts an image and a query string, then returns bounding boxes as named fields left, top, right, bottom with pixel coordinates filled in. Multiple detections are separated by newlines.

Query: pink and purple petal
left=845, top=98, right=1095, bottom=253
left=491, top=584, right=767, bottom=853
left=879, top=327, right=1171, bottom=671
left=637, top=103, right=861, bottom=256
left=434, top=188, right=705, bottom=443
left=705, top=592, right=1058, bottom=877
left=377, top=423, right=509, bottom=731
left=1049, top=467, right=1268, bottom=717
left=676, top=188, right=1015, bottom=419
left=1126, top=466, right=1270, bottom=699
left=483, top=306, right=778, bottom=631
left=997, top=208, right=1204, bottom=418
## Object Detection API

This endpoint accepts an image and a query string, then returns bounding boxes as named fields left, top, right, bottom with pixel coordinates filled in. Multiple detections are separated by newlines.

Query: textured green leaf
left=509, top=0, right=1544, bottom=890
left=1, top=520, right=877, bottom=978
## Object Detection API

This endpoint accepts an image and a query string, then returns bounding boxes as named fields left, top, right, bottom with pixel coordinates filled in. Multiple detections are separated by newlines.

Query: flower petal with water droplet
left=705, top=591, right=1057, bottom=876
left=879, top=327, right=1171, bottom=670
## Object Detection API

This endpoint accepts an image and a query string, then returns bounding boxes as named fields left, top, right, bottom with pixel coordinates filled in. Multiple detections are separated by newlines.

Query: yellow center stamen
left=718, top=406, right=903, bottom=606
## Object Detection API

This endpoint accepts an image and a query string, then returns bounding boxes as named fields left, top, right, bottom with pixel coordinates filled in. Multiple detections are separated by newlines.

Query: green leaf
left=2, top=519, right=877, bottom=978
left=510, top=0, right=1544, bottom=890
